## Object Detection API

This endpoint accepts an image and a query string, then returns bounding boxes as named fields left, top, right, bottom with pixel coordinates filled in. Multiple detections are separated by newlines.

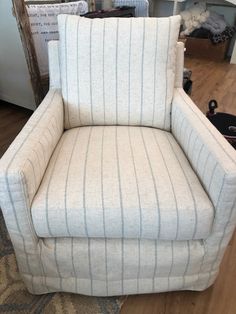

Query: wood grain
left=12, top=0, right=45, bottom=106
left=184, top=57, right=236, bottom=116
left=0, top=101, right=32, bottom=157
left=0, top=57, right=236, bottom=314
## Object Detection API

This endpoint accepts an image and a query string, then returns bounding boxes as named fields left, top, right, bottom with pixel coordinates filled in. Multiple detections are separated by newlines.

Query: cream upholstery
left=31, top=126, right=213, bottom=240
left=58, top=15, right=180, bottom=130
left=0, top=15, right=236, bottom=296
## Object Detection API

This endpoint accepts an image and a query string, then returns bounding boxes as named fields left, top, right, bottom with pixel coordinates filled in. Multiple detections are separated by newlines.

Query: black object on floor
left=207, top=100, right=236, bottom=149
left=183, top=68, right=193, bottom=95
left=189, top=26, right=236, bottom=45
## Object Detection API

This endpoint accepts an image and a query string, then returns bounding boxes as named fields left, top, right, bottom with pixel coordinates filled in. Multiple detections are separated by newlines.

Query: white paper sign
left=27, top=1, right=88, bottom=76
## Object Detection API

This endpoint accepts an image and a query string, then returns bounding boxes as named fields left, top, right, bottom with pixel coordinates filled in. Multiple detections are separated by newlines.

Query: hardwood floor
left=184, top=57, right=236, bottom=116
left=0, top=58, right=236, bottom=314
left=0, top=101, right=32, bottom=157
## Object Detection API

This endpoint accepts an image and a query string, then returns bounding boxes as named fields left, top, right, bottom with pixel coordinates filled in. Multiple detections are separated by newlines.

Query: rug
left=0, top=211, right=126, bottom=314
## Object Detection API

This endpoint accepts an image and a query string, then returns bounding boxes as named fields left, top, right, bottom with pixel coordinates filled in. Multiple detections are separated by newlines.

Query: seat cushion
left=31, top=126, right=214, bottom=240
left=58, top=15, right=181, bottom=130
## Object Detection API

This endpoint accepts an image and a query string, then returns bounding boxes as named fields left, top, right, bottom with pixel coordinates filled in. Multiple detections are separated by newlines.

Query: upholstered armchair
left=0, top=15, right=236, bottom=296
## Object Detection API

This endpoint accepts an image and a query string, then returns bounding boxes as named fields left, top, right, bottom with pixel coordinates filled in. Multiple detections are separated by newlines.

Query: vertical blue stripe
left=165, top=133, right=198, bottom=239
left=64, top=129, right=81, bottom=236
left=167, top=241, right=174, bottom=291
left=152, top=19, right=158, bottom=127
left=54, top=238, right=62, bottom=291
left=182, top=241, right=190, bottom=288
left=202, top=152, right=211, bottom=183
left=140, top=128, right=160, bottom=237
left=140, top=19, right=145, bottom=125
left=83, top=127, right=93, bottom=237
left=128, top=128, right=142, bottom=237
left=101, top=126, right=108, bottom=295
left=128, top=127, right=142, bottom=292
left=39, top=241, right=49, bottom=292
left=208, top=163, right=218, bottom=193
left=115, top=126, right=124, bottom=294
left=64, top=15, right=70, bottom=127
left=164, top=17, right=171, bottom=129
left=90, top=20, right=94, bottom=124
left=77, top=18, right=82, bottom=125
left=152, top=130, right=179, bottom=239
left=103, top=20, right=106, bottom=125
left=116, top=19, right=119, bottom=125
left=196, top=143, right=204, bottom=172
left=152, top=239, right=158, bottom=291
left=19, top=173, right=35, bottom=293
left=88, top=238, right=93, bottom=295
left=71, top=238, right=78, bottom=293
left=45, top=135, right=67, bottom=237
left=128, top=19, right=132, bottom=125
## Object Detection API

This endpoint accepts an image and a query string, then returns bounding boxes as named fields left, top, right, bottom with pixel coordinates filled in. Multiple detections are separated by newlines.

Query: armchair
left=0, top=14, right=236, bottom=296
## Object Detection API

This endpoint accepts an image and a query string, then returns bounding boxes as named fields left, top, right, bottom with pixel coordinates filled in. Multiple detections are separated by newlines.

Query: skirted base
left=22, top=271, right=218, bottom=296
left=15, top=237, right=220, bottom=296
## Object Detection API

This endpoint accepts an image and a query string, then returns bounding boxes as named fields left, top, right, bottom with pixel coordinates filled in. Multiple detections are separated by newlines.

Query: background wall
left=0, top=0, right=36, bottom=110
left=151, top=0, right=186, bottom=17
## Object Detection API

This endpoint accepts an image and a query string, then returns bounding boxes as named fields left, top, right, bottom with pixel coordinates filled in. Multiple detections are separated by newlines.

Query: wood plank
left=184, top=57, right=236, bottom=116
left=0, top=101, right=32, bottom=157
left=12, top=0, right=45, bottom=106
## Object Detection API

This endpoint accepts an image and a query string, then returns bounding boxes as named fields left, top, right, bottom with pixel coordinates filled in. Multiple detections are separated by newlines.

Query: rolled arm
left=171, top=88, right=236, bottom=234
left=0, top=89, right=64, bottom=240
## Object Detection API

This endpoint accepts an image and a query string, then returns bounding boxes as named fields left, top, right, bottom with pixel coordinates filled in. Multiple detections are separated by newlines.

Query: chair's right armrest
left=171, top=88, right=236, bottom=235
left=0, top=89, right=64, bottom=242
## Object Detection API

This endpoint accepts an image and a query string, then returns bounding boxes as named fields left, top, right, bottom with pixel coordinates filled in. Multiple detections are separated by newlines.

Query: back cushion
left=58, top=15, right=181, bottom=130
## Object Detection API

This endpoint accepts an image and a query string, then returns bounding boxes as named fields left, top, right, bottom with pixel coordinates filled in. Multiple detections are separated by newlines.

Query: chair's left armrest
left=0, top=89, right=64, bottom=241
left=171, top=88, right=236, bottom=236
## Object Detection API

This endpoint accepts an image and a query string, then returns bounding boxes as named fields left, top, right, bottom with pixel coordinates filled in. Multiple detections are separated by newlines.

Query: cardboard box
left=185, top=37, right=230, bottom=62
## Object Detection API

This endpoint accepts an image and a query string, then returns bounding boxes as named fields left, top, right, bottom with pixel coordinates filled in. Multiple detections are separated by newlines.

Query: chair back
left=50, top=15, right=181, bottom=130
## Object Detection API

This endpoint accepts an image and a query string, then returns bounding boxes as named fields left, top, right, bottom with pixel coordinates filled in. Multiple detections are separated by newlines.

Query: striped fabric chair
left=0, top=15, right=236, bottom=296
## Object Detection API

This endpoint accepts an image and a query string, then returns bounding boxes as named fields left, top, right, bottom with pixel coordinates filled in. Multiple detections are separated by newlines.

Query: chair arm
left=0, top=89, right=64, bottom=241
left=171, top=88, right=236, bottom=233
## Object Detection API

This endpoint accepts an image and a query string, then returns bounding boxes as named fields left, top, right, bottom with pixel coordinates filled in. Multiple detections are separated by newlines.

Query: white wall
left=151, top=0, right=186, bottom=17
left=0, top=0, right=36, bottom=110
